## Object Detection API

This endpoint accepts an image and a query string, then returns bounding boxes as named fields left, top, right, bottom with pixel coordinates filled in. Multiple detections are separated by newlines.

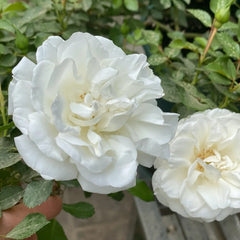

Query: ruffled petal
left=15, top=135, right=78, bottom=180
left=76, top=135, right=137, bottom=189
left=11, top=81, right=34, bottom=134
left=36, top=36, right=64, bottom=63
left=28, top=112, right=68, bottom=161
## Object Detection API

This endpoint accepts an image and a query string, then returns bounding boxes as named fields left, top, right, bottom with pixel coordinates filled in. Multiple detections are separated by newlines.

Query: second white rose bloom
left=153, top=108, right=240, bottom=222
left=9, top=32, right=178, bottom=194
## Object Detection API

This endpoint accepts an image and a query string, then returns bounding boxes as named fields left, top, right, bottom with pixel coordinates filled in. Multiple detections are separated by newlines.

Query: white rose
left=152, top=108, right=240, bottom=222
left=9, top=32, right=178, bottom=194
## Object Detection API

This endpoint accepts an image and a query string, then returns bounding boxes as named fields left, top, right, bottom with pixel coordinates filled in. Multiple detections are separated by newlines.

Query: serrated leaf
left=0, top=186, right=24, bottom=210
left=0, top=138, right=21, bottom=169
left=205, top=57, right=236, bottom=80
left=216, top=32, right=240, bottom=59
left=3, top=2, right=27, bottom=12
left=6, top=213, right=49, bottom=239
left=188, top=9, right=212, bottom=27
left=148, top=54, right=167, bottom=66
left=108, top=191, right=124, bottom=201
left=0, top=19, right=15, bottom=33
left=112, top=0, right=122, bottom=9
left=63, top=202, right=95, bottom=218
left=124, top=0, right=139, bottom=11
left=128, top=180, right=154, bottom=202
left=159, top=0, right=171, bottom=9
left=82, top=0, right=92, bottom=11
left=37, top=219, right=67, bottom=240
left=23, top=180, right=53, bottom=208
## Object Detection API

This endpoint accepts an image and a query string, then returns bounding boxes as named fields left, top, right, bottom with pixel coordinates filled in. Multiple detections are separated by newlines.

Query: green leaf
left=16, top=7, right=48, bottom=27
left=170, top=39, right=199, bottom=52
left=0, top=138, right=21, bottom=169
left=23, top=180, right=53, bottom=208
left=164, top=47, right=180, bottom=58
left=124, top=0, right=139, bottom=11
left=187, top=9, right=212, bottom=27
left=205, top=57, right=236, bottom=80
left=6, top=213, right=49, bottom=239
left=213, top=83, right=239, bottom=100
left=112, top=0, right=122, bottom=9
left=161, top=76, right=182, bottom=103
left=208, top=72, right=231, bottom=85
left=148, top=54, right=168, bottom=66
left=0, top=54, right=17, bottom=67
left=15, top=29, right=29, bottom=50
left=0, top=186, right=24, bottom=210
left=142, top=30, right=162, bottom=46
left=210, top=0, right=229, bottom=14
left=128, top=180, right=154, bottom=202
left=37, top=219, right=67, bottom=240
left=108, top=191, right=124, bottom=201
left=60, top=179, right=80, bottom=188
left=0, top=19, right=15, bottom=33
left=82, top=0, right=93, bottom=11
left=159, top=0, right=171, bottom=9
left=3, top=2, right=27, bottom=13
left=172, top=0, right=185, bottom=11
left=216, top=32, right=240, bottom=59
left=63, top=202, right=95, bottom=219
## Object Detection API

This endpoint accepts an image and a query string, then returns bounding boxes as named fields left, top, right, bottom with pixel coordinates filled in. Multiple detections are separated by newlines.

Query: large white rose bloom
left=153, top=108, right=240, bottom=222
left=9, top=32, right=178, bottom=194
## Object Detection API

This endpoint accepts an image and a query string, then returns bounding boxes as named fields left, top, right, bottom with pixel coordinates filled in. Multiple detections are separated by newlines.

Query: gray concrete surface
left=57, top=188, right=137, bottom=240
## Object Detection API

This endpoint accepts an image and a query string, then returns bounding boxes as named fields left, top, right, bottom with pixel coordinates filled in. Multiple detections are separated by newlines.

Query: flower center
left=196, top=148, right=237, bottom=171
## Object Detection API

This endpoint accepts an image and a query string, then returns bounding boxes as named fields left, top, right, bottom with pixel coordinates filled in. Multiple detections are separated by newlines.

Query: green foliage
left=37, top=219, right=68, bottom=240
left=23, top=180, right=53, bottom=208
left=128, top=180, right=154, bottom=202
left=0, top=185, right=24, bottom=210
left=63, top=202, right=95, bottom=218
left=108, top=191, right=125, bottom=201
left=6, top=213, right=49, bottom=239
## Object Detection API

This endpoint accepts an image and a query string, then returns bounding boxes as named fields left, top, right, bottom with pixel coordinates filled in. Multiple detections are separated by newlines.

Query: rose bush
left=9, top=32, right=178, bottom=194
left=152, top=108, right=240, bottom=222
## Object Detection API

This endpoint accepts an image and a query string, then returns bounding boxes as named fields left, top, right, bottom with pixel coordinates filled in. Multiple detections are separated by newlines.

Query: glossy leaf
left=6, top=213, right=49, bottom=239
left=108, top=191, right=124, bottom=201
left=128, top=180, right=154, bottom=202
left=37, top=219, right=67, bottom=240
left=188, top=9, right=212, bottom=27
left=0, top=19, right=15, bottom=33
left=3, top=2, right=27, bottom=13
left=63, top=202, right=95, bottom=218
left=82, top=0, right=93, bottom=11
left=210, top=0, right=229, bottom=14
left=159, top=0, right=171, bottom=9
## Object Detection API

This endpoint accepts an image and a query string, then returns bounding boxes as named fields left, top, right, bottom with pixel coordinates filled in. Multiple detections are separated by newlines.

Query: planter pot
left=0, top=195, right=62, bottom=240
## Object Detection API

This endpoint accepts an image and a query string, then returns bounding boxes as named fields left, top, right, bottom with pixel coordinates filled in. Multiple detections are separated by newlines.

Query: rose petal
left=15, top=135, right=78, bottom=180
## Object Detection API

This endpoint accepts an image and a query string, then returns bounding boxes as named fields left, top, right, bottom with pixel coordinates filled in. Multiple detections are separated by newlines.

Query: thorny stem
left=0, top=84, right=7, bottom=132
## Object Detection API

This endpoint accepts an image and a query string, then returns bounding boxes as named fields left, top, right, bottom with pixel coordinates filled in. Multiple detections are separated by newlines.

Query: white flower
left=152, top=108, right=240, bottom=222
left=9, top=32, right=178, bottom=194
